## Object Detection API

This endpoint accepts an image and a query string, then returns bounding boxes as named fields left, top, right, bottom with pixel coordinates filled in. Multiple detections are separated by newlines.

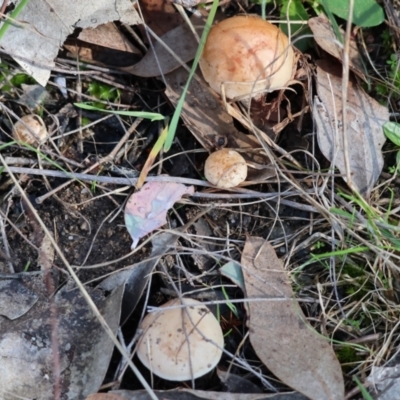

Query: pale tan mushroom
left=12, top=114, right=47, bottom=145
left=199, top=15, right=294, bottom=100
left=136, top=298, right=224, bottom=381
left=204, top=149, right=247, bottom=189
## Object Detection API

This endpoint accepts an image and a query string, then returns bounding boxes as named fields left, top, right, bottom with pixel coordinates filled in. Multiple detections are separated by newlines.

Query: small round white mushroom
left=12, top=114, right=47, bottom=145
left=199, top=15, right=295, bottom=100
left=204, top=149, right=247, bottom=189
left=136, top=298, right=224, bottom=381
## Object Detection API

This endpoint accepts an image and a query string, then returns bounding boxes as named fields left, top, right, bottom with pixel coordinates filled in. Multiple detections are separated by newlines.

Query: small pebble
left=278, top=246, right=287, bottom=255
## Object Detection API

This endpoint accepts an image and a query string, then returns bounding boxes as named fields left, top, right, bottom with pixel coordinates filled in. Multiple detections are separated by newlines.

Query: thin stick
left=2, top=165, right=319, bottom=211
left=3, top=165, right=209, bottom=187
left=341, top=0, right=355, bottom=192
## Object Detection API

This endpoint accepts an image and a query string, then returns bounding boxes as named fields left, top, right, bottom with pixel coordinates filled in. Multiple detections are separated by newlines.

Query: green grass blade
left=164, top=0, right=220, bottom=152
left=330, top=207, right=355, bottom=218
left=74, top=103, right=165, bottom=121
left=353, top=376, right=373, bottom=400
left=311, top=246, right=370, bottom=261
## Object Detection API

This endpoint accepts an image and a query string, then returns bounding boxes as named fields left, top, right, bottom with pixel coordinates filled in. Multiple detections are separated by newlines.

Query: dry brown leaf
left=64, top=41, right=138, bottom=67
left=241, top=237, right=344, bottom=400
left=308, top=15, right=366, bottom=81
left=63, top=42, right=102, bottom=64
left=313, top=59, right=388, bottom=197
left=367, top=365, right=400, bottom=399
left=138, top=0, right=184, bottom=37
left=78, top=23, right=141, bottom=54
left=128, top=11, right=227, bottom=77
left=127, top=17, right=203, bottom=77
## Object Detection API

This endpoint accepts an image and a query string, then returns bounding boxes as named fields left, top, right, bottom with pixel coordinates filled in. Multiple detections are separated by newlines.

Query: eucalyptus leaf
left=241, top=237, right=345, bottom=399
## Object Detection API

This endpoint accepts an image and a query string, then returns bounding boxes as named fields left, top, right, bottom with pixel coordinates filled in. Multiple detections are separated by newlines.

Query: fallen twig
left=2, top=165, right=318, bottom=211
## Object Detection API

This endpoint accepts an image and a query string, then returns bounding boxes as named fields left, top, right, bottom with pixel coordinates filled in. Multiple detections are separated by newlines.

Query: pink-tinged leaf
left=124, top=182, right=194, bottom=249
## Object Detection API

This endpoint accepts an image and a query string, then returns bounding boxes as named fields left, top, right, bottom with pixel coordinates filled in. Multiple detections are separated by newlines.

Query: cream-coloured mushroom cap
left=136, top=298, right=224, bottom=381
left=12, top=114, right=47, bottom=145
left=205, top=149, right=247, bottom=189
left=199, top=15, right=294, bottom=100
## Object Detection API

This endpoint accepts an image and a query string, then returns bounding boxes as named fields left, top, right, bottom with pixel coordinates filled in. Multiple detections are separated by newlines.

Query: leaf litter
left=99, top=231, right=181, bottom=325
left=0, top=1, right=396, bottom=399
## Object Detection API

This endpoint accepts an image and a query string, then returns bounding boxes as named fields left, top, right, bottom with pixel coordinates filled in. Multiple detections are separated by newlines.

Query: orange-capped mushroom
left=199, top=15, right=294, bottom=100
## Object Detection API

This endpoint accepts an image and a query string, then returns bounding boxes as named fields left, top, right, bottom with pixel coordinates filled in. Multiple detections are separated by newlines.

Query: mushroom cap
left=199, top=15, right=294, bottom=100
left=12, top=114, right=47, bottom=145
left=204, top=149, right=247, bottom=188
left=136, top=298, right=224, bottom=381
